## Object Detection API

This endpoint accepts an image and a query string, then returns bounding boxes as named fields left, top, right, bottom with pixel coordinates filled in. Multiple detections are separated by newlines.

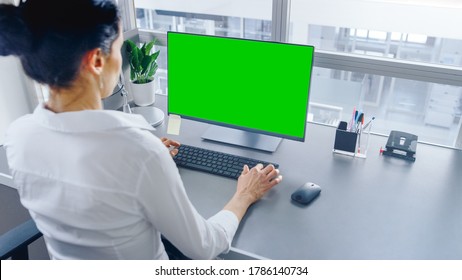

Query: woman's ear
left=82, top=48, right=105, bottom=75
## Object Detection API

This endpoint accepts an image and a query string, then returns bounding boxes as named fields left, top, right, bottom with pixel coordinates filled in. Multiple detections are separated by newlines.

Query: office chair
left=161, top=235, right=191, bottom=260
left=0, top=219, right=43, bottom=260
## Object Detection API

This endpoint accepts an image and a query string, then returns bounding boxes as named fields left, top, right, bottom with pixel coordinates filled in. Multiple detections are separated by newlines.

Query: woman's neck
left=45, top=79, right=103, bottom=113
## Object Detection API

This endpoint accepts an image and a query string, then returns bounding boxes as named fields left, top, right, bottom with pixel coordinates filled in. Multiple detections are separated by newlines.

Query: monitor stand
left=201, top=126, right=282, bottom=152
left=131, top=106, right=165, bottom=127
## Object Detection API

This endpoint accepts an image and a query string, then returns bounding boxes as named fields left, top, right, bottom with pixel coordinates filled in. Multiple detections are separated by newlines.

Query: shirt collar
left=32, top=103, right=155, bottom=133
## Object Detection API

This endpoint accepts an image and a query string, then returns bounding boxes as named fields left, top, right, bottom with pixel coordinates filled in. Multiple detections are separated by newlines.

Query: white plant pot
left=131, top=79, right=157, bottom=106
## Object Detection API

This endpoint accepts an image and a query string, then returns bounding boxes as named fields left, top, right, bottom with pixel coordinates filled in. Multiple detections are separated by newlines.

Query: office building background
left=1, top=0, right=462, bottom=148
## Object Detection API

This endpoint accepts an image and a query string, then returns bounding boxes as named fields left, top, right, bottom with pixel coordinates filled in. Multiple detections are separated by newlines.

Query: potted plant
left=125, top=39, right=160, bottom=106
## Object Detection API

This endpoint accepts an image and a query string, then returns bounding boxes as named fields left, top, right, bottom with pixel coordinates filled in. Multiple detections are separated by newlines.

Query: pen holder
left=333, top=121, right=368, bottom=158
left=333, top=121, right=358, bottom=155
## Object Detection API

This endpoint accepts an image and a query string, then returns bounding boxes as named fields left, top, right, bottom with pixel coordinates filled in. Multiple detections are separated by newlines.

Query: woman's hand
left=161, top=137, right=181, bottom=157
left=224, top=163, right=282, bottom=221
left=236, top=164, right=281, bottom=204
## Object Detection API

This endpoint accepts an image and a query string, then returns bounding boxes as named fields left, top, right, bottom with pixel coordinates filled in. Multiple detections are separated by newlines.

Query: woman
left=0, top=0, right=282, bottom=259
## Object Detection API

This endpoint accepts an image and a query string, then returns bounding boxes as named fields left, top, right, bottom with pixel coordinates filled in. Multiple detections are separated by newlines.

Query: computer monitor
left=167, top=31, right=314, bottom=152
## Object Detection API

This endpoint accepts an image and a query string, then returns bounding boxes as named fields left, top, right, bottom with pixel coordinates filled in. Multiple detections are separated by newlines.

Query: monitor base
left=202, top=126, right=282, bottom=152
left=132, top=106, right=165, bottom=127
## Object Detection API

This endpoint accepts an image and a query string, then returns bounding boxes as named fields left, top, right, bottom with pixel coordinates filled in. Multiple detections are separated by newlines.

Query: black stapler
left=382, top=130, right=418, bottom=162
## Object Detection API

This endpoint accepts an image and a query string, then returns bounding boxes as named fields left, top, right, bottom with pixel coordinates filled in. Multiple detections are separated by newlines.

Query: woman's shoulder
left=5, top=113, right=35, bottom=138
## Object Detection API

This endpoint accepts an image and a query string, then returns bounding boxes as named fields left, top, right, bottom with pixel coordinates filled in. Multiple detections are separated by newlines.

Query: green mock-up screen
left=167, top=32, right=314, bottom=141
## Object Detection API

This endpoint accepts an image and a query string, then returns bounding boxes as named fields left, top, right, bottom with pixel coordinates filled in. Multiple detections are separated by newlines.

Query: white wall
left=0, top=56, right=33, bottom=144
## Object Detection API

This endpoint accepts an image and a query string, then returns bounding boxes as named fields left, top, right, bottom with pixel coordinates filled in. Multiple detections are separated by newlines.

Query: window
left=288, top=0, right=462, bottom=147
left=134, top=0, right=272, bottom=39
left=125, top=0, right=462, bottom=148
left=300, top=24, right=460, bottom=66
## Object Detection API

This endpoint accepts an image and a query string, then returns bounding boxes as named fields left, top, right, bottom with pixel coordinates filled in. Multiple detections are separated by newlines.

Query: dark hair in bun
left=0, top=3, right=31, bottom=56
left=0, top=0, right=120, bottom=88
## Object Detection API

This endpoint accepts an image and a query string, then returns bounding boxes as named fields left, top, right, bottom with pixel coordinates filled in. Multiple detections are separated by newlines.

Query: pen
left=361, top=117, right=375, bottom=156
left=357, top=114, right=364, bottom=153
left=363, top=117, right=375, bottom=130
left=348, top=107, right=356, bottom=132
left=354, top=113, right=367, bottom=154
left=356, top=113, right=364, bottom=133
left=352, top=110, right=360, bottom=132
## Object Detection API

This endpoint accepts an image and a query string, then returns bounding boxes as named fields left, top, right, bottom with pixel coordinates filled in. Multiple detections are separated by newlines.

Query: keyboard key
left=185, top=162, right=214, bottom=172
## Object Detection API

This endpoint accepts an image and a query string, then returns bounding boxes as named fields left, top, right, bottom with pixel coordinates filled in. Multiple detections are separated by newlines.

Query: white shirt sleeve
left=134, top=138, right=239, bottom=260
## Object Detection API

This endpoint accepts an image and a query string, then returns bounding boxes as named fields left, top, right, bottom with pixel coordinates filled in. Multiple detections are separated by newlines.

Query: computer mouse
left=291, top=182, right=321, bottom=205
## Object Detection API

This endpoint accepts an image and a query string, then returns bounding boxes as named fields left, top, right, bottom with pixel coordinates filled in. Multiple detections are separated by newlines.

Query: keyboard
left=173, top=144, right=279, bottom=180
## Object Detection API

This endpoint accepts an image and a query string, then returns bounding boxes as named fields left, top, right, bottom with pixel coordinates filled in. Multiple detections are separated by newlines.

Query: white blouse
left=4, top=104, right=238, bottom=260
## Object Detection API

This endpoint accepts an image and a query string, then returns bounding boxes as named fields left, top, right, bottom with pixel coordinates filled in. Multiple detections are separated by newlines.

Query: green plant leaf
left=144, top=40, right=155, bottom=55
left=133, top=48, right=142, bottom=72
left=125, top=38, right=159, bottom=83
left=147, top=62, right=158, bottom=78
left=125, top=39, right=136, bottom=54
left=140, top=42, right=147, bottom=55
left=140, top=56, right=153, bottom=75
left=151, top=50, right=160, bottom=61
